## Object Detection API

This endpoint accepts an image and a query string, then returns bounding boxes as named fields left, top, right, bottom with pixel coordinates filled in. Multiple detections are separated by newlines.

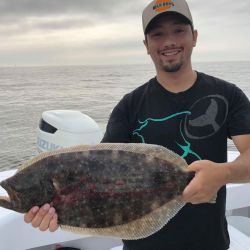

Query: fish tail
left=0, top=196, right=12, bottom=210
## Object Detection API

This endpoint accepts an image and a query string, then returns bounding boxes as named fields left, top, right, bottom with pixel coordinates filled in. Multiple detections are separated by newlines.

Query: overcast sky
left=0, top=0, right=249, bottom=66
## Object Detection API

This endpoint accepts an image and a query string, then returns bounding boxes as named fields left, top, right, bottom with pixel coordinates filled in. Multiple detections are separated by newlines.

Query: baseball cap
left=142, top=0, right=193, bottom=34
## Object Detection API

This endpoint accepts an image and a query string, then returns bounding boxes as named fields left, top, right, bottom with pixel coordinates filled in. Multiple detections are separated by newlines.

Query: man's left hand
left=181, top=160, right=228, bottom=204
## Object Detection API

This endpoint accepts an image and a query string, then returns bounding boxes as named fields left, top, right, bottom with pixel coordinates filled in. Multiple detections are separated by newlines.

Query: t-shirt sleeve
left=101, top=95, right=131, bottom=143
left=227, top=86, right=250, bottom=138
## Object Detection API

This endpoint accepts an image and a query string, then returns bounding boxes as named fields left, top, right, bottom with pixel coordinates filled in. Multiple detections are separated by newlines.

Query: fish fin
left=17, top=144, right=99, bottom=172
left=134, top=143, right=188, bottom=170
left=60, top=198, right=185, bottom=240
left=18, top=143, right=187, bottom=173
left=17, top=144, right=126, bottom=172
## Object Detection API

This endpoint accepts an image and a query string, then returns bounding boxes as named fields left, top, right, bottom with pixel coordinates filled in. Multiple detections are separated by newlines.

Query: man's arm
left=182, top=134, right=250, bottom=204
left=225, top=134, right=250, bottom=183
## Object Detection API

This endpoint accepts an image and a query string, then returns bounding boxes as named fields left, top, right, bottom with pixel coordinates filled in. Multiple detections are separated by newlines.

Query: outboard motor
left=37, top=110, right=103, bottom=153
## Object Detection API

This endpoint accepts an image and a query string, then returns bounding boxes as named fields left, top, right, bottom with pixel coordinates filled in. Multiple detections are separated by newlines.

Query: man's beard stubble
left=163, top=62, right=182, bottom=72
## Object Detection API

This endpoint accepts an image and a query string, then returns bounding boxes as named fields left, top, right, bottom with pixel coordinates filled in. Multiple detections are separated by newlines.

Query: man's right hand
left=24, top=204, right=59, bottom=232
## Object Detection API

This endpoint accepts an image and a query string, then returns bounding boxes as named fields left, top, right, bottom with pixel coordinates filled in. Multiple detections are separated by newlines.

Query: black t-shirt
left=102, top=72, right=250, bottom=250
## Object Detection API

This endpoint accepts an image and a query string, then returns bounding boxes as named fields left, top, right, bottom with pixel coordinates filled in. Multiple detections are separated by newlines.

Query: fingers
left=37, top=205, right=56, bottom=231
left=182, top=183, right=215, bottom=204
left=182, top=175, right=208, bottom=204
left=30, top=204, right=51, bottom=228
left=182, top=186, right=198, bottom=203
left=187, top=160, right=202, bottom=172
left=49, top=214, right=59, bottom=232
left=182, top=193, right=208, bottom=204
left=24, top=206, right=39, bottom=223
left=182, top=160, right=220, bottom=204
left=24, top=204, right=59, bottom=232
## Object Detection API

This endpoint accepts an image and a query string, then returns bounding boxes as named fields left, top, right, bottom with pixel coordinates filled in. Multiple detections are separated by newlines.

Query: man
left=25, top=1, right=250, bottom=249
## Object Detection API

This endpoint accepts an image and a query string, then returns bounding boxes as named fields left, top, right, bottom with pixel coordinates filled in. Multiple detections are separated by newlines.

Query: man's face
left=144, top=13, right=197, bottom=73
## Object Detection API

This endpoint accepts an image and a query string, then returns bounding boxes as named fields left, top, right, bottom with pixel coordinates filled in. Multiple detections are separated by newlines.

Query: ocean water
left=0, top=62, right=250, bottom=171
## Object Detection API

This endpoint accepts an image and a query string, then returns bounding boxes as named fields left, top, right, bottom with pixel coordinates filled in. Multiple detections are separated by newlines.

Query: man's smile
left=159, top=48, right=182, bottom=57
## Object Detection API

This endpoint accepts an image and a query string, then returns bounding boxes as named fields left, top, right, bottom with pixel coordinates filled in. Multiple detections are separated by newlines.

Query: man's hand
left=24, top=204, right=59, bottom=232
left=182, top=160, right=229, bottom=204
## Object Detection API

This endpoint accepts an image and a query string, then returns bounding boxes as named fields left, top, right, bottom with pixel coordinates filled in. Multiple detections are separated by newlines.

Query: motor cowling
left=37, top=110, right=103, bottom=153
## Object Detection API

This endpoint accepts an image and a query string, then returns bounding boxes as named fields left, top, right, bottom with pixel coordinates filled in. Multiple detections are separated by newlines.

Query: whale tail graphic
left=189, top=99, right=219, bottom=131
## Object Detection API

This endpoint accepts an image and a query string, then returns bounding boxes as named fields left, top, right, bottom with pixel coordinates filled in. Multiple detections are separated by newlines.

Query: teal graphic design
left=133, top=111, right=201, bottom=160
left=176, top=121, right=201, bottom=160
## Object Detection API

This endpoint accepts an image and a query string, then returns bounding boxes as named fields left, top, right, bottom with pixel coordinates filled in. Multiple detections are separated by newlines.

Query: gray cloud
left=34, top=18, right=93, bottom=30
left=0, top=0, right=249, bottom=66
left=0, top=0, right=145, bottom=35
left=0, top=0, right=144, bottom=19
left=190, top=0, right=250, bottom=24
left=0, top=18, right=95, bottom=37
left=0, top=0, right=114, bottom=16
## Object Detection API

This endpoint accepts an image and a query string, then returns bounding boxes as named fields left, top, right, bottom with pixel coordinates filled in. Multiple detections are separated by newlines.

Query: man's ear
left=193, top=30, right=198, bottom=47
left=143, top=39, right=150, bottom=55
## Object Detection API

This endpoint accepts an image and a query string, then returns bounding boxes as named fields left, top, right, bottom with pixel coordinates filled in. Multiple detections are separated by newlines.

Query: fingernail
left=49, top=207, right=55, bottom=215
left=32, top=207, right=39, bottom=213
left=43, top=204, right=50, bottom=211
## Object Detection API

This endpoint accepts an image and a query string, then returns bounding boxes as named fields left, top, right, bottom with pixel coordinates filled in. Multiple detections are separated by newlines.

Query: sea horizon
left=1, top=61, right=250, bottom=171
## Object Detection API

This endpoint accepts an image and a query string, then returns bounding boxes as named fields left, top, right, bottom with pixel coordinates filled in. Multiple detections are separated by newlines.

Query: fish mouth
left=0, top=181, right=24, bottom=212
left=0, top=183, right=13, bottom=210
left=0, top=182, right=16, bottom=207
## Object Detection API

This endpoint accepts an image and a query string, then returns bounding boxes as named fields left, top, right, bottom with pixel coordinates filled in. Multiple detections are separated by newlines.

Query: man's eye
left=175, top=29, right=184, bottom=34
left=152, top=32, right=162, bottom=37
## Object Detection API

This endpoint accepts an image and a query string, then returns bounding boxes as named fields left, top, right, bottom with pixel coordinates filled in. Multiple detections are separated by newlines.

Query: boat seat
left=0, top=209, right=88, bottom=250
left=228, top=225, right=250, bottom=249
left=227, top=216, right=250, bottom=237
left=110, top=246, right=123, bottom=250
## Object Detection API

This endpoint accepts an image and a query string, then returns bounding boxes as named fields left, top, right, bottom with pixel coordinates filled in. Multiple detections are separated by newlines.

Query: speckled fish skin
left=0, top=143, right=193, bottom=238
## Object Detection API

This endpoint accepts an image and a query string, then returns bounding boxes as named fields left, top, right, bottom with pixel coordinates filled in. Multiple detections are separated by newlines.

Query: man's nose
left=162, top=34, right=177, bottom=47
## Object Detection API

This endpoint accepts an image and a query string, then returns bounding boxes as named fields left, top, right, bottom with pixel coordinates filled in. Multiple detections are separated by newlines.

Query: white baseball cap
left=142, top=0, right=193, bottom=34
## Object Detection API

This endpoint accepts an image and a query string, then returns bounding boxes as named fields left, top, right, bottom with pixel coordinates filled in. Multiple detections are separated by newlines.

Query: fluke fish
left=0, top=143, right=195, bottom=239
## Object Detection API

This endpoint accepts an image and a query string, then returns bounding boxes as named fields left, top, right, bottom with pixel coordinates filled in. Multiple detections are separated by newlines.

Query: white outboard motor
left=37, top=110, right=103, bottom=153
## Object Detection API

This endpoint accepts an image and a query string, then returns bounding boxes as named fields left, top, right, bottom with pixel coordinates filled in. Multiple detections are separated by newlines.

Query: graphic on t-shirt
left=184, top=95, right=228, bottom=140
left=132, top=95, right=229, bottom=160
left=132, top=111, right=201, bottom=160
left=188, top=99, right=219, bottom=131
left=133, top=111, right=191, bottom=143
left=176, top=121, right=201, bottom=160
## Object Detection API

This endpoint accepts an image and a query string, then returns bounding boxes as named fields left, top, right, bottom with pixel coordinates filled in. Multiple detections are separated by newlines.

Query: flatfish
left=0, top=143, right=194, bottom=239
